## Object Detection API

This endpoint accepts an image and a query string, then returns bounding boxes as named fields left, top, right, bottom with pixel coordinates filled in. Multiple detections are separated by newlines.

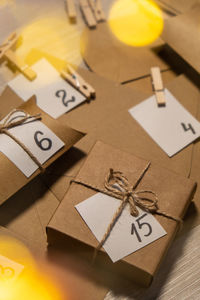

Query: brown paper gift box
left=162, top=4, right=200, bottom=75
left=47, top=141, right=197, bottom=287
left=0, top=97, right=83, bottom=205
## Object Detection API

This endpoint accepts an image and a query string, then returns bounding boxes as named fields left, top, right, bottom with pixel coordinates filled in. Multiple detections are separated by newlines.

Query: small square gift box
left=47, top=141, right=197, bottom=286
left=0, top=97, right=84, bottom=205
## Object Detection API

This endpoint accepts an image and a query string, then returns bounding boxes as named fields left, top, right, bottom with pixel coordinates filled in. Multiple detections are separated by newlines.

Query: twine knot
left=105, top=168, right=158, bottom=217
left=0, top=109, right=45, bottom=172
left=0, top=109, right=41, bottom=131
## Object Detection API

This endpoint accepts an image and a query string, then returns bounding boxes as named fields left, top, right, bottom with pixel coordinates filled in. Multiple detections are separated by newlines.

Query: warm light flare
left=0, top=237, right=65, bottom=300
left=0, top=270, right=65, bottom=300
left=16, top=17, right=82, bottom=68
left=108, top=0, right=163, bottom=47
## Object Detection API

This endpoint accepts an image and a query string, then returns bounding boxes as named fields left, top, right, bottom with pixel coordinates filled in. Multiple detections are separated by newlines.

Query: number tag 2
left=8, top=59, right=87, bottom=119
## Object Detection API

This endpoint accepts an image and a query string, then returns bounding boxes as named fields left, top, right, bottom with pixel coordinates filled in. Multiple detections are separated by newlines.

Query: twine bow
left=105, top=168, right=159, bottom=217
left=0, top=109, right=45, bottom=172
left=94, top=167, right=182, bottom=257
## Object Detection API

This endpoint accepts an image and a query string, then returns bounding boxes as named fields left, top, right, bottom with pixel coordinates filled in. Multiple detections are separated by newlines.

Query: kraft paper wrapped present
left=47, top=141, right=197, bottom=286
left=162, top=4, right=200, bottom=75
left=3, top=66, right=199, bottom=207
left=80, top=23, right=169, bottom=83
left=0, top=96, right=83, bottom=205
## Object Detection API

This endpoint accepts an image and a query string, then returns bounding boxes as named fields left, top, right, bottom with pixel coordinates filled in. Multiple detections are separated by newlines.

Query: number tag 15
left=131, top=213, right=152, bottom=242
left=75, top=193, right=167, bottom=262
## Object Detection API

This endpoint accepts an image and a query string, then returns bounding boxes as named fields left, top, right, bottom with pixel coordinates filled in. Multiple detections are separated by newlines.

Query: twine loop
left=0, top=109, right=45, bottom=172
left=105, top=168, right=159, bottom=217
left=0, top=109, right=41, bottom=131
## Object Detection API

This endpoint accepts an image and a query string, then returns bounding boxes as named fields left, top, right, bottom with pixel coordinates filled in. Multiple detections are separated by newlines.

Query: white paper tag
left=128, top=89, right=200, bottom=157
left=8, top=59, right=86, bottom=119
left=75, top=193, right=166, bottom=263
left=0, top=111, right=64, bottom=177
left=0, top=254, right=24, bottom=282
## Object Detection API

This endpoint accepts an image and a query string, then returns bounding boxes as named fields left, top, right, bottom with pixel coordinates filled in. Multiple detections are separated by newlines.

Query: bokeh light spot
left=16, top=17, right=82, bottom=68
left=0, top=237, right=65, bottom=300
left=108, top=0, right=163, bottom=47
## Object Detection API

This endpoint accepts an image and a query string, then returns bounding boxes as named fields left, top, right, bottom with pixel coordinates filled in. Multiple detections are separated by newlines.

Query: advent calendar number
left=0, top=265, right=15, bottom=279
left=181, top=122, right=196, bottom=135
left=131, top=213, right=152, bottom=242
left=34, top=131, right=52, bottom=151
left=55, top=89, right=76, bottom=107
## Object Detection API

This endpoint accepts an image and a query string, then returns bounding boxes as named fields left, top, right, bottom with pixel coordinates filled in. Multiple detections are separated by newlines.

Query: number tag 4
left=76, top=193, right=167, bottom=263
left=129, top=88, right=200, bottom=157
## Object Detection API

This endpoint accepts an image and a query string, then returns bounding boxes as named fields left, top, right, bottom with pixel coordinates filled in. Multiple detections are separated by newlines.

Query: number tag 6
left=34, top=131, right=52, bottom=151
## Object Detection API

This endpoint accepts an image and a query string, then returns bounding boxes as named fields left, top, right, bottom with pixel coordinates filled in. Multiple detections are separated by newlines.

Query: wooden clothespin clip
left=61, top=65, right=96, bottom=99
left=79, top=0, right=97, bottom=29
left=88, top=0, right=106, bottom=22
left=0, top=32, right=36, bottom=81
left=65, top=0, right=77, bottom=23
left=150, top=67, right=166, bottom=106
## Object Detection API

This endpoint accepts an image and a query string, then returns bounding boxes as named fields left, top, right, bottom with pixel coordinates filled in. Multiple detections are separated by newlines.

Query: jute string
left=0, top=109, right=45, bottom=172
left=72, top=164, right=182, bottom=261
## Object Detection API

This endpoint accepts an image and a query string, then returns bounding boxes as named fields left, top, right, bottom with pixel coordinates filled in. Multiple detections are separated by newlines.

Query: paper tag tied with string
left=0, top=110, right=64, bottom=177
left=76, top=192, right=166, bottom=262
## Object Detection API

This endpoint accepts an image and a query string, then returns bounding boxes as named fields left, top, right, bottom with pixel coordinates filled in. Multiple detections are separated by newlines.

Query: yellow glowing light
left=0, top=269, right=65, bottom=300
left=0, top=237, right=65, bottom=300
left=17, top=17, right=82, bottom=68
left=108, top=0, right=163, bottom=47
left=0, top=0, right=13, bottom=5
left=0, top=236, right=35, bottom=270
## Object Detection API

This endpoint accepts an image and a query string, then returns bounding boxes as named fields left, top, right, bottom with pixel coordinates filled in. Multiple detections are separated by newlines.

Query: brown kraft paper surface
left=47, top=141, right=197, bottom=286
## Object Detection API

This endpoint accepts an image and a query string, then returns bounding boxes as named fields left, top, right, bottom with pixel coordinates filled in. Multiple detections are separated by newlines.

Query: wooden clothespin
left=61, top=65, right=96, bottom=99
left=0, top=32, right=36, bottom=81
left=150, top=67, right=166, bottom=106
left=65, top=0, right=77, bottom=23
left=79, top=0, right=97, bottom=29
left=88, top=0, right=106, bottom=22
